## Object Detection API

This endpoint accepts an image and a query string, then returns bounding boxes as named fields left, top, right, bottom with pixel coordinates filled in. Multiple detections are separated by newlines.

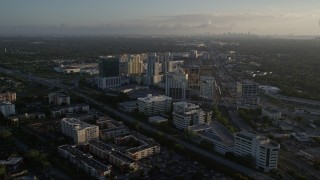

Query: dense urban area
left=1, top=36, right=320, bottom=180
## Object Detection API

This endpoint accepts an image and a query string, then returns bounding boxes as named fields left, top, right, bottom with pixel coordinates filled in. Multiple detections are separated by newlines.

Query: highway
left=0, top=67, right=273, bottom=180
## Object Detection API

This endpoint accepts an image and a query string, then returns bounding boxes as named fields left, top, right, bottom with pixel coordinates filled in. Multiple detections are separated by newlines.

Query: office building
left=99, top=57, right=120, bottom=77
left=173, top=102, right=212, bottom=130
left=146, top=53, right=162, bottom=85
left=0, top=101, right=15, bottom=117
left=234, top=131, right=280, bottom=172
left=236, top=81, right=260, bottom=105
left=162, top=52, right=174, bottom=75
left=165, top=72, right=188, bottom=100
left=127, top=55, right=144, bottom=75
left=58, top=145, right=112, bottom=179
left=0, top=92, right=16, bottom=102
left=199, top=76, right=217, bottom=102
left=61, top=118, right=99, bottom=145
left=48, top=93, right=70, bottom=106
left=137, top=94, right=172, bottom=116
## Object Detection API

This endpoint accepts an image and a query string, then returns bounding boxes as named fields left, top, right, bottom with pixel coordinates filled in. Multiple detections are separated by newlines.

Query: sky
left=1, top=0, right=320, bottom=35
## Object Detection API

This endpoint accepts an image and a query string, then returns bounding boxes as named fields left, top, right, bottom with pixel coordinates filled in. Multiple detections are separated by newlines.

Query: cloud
left=0, top=13, right=318, bottom=35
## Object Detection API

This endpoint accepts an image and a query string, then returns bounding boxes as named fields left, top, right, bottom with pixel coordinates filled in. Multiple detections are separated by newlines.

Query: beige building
left=0, top=92, right=16, bottom=102
left=61, top=118, right=99, bottom=145
left=127, top=55, right=144, bottom=75
left=115, top=132, right=160, bottom=160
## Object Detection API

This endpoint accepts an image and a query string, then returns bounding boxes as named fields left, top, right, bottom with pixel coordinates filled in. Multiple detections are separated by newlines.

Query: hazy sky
left=1, top=0, right=320, bottom=35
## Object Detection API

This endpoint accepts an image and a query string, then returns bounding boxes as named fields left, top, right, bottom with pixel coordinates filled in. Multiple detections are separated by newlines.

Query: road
left=228, top=110, right=252, bottom=131
left=1, top=67, right=272, bottom=180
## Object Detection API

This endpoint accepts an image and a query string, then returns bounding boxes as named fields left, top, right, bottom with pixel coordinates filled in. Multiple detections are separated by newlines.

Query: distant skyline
left=1, top=0, right=320, bottom=35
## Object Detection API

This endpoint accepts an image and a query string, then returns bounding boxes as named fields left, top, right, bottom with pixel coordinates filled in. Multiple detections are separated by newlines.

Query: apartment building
left=173, top=101, right=212, bottom=130
left=236, top=81, right=260, bottom=105
left=137, top=94, right=172, bottom=116
left=88, top=140, right=138, bottom=172
left=234, top=131, right=280, bottom=172
left=99, top=119, right=130, bottom=140
left=61, top=118, right=99, bottom=145
left=58, top=145, right=111, bottom=179
left=115, top=132, right=160, bottom=160
left=0, top=92, right=16, bottom=102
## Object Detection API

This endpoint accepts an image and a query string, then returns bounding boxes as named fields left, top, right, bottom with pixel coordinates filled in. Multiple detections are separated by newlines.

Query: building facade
left=146, top=53, right=162, bottom=86
left=0, top=92, right=16, bottom=102
left=237, top=81, right=260, bottom=105
left=0, top=101, right=15, bottom=117
left=172, top=102, right=212, bottom=130
left=58, top=145, right=112, bottom=179
left=61, top=118, right=99, bottom=145
left=96, top=76, right=121, bottom=90
left=127, top=55, right=144, bottom=75
left=234, top=131, right=280, bottom=172
left=165, top=72, right=188, bottom=100
left=48, top=93, right=70, bottom=105
left=199, top=76, right=217, bottom=102
left=137, top=94, right=172, bottom=116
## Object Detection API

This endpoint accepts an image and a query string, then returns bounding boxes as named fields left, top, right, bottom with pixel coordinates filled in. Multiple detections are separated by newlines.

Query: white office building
left=165, top=72, right=188, bottom=100
left=234, top=131, right=280, bottom=172
left=0, top=101, right=15, bottom=117
left=173, top=102, right=212, bottom=130
left=199, top=76, right=217, bottom=102
left=61, top=118, right=99, bottom=145
left=137, top=94, right=172, bottom=116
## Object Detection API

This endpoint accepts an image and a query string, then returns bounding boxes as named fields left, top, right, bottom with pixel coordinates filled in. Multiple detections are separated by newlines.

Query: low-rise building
left=61, top=118, right=99, bottom=145
left=137, top=94, right=172, bottom=116
left=88, top=140, right=138, bottom=172
left=0, top=101, right=15, bottom=117
left=148, top=116, right=168, bottom=124
left=51, top=104, right=89, bottom=117
left=262, top=108, right=281, bottom=120
left=48, top=93, right=70, bottom=105
left=0, top=92, right=16, bottom=102
left=234, top=131, right=280, bottom=172
left=58, top=145, right=112, bottom=179
left=188, top=122, right=234, bottom=155
left=173, top=101, right=212, bottom=130
left=115, top=132, right=160, bottom=160
left=117, top=101, right=138, bottom=113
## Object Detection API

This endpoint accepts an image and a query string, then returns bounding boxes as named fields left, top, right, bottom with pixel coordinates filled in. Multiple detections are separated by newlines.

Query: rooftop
left=137, top=94, right=172, bottom=103
left=61, top=118, right=98, bottom=130
left=189, top=122, right=235, bottom=146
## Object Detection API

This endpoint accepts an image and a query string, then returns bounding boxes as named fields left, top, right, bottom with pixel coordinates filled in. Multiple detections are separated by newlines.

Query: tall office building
left=236, top=80, right=260, bottom=105
left=98, top=57, right=121, bottom=89
left=99, top=57, right=120, bottom=77
left=146, top=54, right=162, bottom=86
left=173, top=102, right=212, bottom=130
left=165, top=72, right=188, bottom=100
left=162, top=52, right=174, bottom=75
left=61, top=118, right=99, bottom=145
left=199, top=76, right=217, bottom=102
left=234, top=131, right=280, bottom=172
left=127, top=55, right=143, bottom=75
